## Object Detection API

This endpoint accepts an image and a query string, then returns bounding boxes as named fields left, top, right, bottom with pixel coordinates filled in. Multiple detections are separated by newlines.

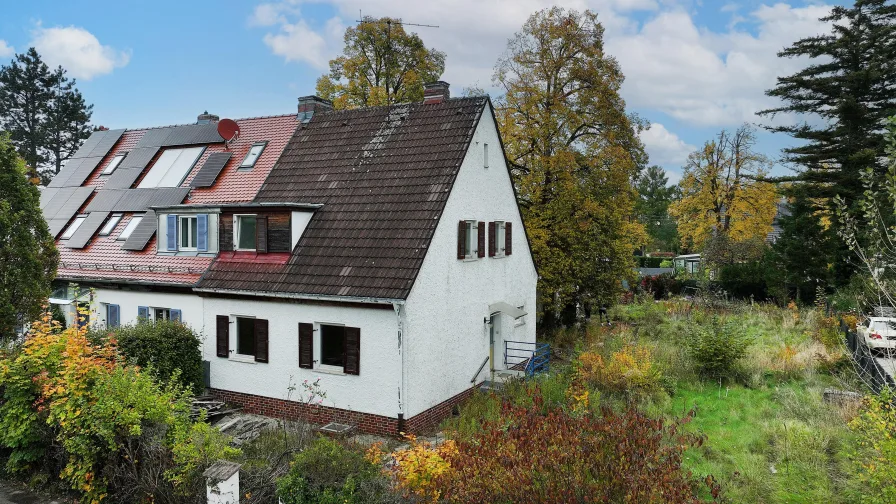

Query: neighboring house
left=766, top=198, right=791, bottom=244
left=674, top=253, right=702, bottom=274
left=40, top=82, right=538, bottom=435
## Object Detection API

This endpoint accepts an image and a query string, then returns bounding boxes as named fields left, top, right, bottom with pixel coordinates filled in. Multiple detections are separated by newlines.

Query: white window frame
left=99, top=214, right=123, bottom=236
left=240, top=142, right=267, bottom=168
left=61, top=215, right=87, bottom=239
left=515, top=304, right=526, bottom=327
left=495, top=221, right=506, bottom=257
left=102, top=154, right=126, bottom=175
left=118, top=215, right=143, bottom=241
left=179, top=215, right=198, bottom=251
left=484, top=143, right=489, bottom=168
left=315, top=321, right=347, bottom=375
left=231, top=314, right=257, bottom=362
left=233, top=214, right=258, bottom=251
left=464, top=220, right=478, bottom=260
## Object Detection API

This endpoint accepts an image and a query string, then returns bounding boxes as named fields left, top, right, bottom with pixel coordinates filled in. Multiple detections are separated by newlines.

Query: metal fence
left=843, top=322, right=895, bottom=393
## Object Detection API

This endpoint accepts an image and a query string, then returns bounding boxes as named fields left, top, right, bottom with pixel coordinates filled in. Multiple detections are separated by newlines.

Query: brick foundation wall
left=209, top=385, right=478, bottom=437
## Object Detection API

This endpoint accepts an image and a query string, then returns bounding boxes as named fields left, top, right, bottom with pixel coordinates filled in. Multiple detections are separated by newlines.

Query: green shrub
left=686, top=317, right=751, bottom=381
left=719, top=261, right=768, bottom=300
left=277, top=437, right=398, bottom=504
left=98, top=321, right=203, bottom=393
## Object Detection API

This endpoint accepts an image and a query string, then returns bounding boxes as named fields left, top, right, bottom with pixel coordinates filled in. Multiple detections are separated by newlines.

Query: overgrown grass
left=444, top=299, right=870, bottom=503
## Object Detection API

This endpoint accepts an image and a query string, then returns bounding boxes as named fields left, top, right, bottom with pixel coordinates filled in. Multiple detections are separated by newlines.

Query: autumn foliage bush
left=575, top=345, right=663, bottom=396
left=385, top=387, right=719, bottom=503
left=848, top=389, right=896, bottom=503
left=0, top=310, right=235, bottom=503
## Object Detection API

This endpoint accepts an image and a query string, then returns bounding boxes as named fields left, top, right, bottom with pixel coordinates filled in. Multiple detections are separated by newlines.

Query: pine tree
left=0, top=48, right=92, bottom=183
left=0, top=134, right=58, bottom=337
left=769, top=193, right=833, bottom=303
left=759, top=0, right=896, bottom=203
left=43, top=67, right=92, bottom=183
left=636, top=166, right=679, bottom=252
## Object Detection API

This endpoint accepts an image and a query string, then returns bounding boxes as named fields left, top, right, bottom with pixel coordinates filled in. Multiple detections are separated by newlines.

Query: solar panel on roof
left=84, top=190, right=125, bottom=212
left=45, top=187, right=94, bottom=223
left=40, top=188, right=59, bottom=210
left=70, top=131, right=104, bottom=160
left=48, top=158, right=82, bottom=187
left=190, top=152, right=232, bottom=187
left=65, top=211, right=110, bottom=249
left=163, top=124, right=223, bottom=146
left=103, top=168, right=141, bottom=189
left=135, top=129, right=171, bottom=148
left=119, top=147, right=160, bottom=170
left=121, top=211, right=157, bottom=251
left=85, top=129, right=124, bottom=158
left=48, top=218, right=70, bottom=238
left=61, top=156, right=103, bottom=187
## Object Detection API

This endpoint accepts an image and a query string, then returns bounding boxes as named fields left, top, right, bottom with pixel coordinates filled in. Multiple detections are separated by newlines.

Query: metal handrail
left=504, top=340, right=550, bottom=377
left=471, top=355, right=489, bottom=383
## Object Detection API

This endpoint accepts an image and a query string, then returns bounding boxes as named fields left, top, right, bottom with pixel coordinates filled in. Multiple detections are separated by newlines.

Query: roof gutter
left=193, top=286, right=405, bottom=306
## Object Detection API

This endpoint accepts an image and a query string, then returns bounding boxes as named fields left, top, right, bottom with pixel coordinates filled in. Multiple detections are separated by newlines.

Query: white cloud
left=0, top=40, right=13, bottom=58
left=607, top=4, right=833, bottom=126
left=251, top=1, right=835, bottom=129
left=31, top=25, right=130, bottom=80
left=640, top=122, right=695, bottom=171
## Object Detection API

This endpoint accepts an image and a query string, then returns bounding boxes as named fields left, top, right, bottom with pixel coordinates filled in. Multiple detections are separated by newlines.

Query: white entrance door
left=489, top=313, right=501, bottom=371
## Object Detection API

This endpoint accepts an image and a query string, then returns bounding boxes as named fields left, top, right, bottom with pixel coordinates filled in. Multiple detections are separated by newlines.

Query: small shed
left=673, top=254, right=702, bottom=274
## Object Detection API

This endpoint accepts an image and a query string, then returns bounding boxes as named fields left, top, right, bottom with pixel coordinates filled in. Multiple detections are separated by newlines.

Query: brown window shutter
left=344, top=326, right=360, bottom=375
left=254, top=318, right=269, bottom=363
left=505, top=222, right=512, bottom=255
left=299, top=322, right=313, bottom=369
left=457, top=220, right=466, bottom=259
left=488, top=222, right=496, bottom=257
left=216, top=315, right=229, bottom=358
left=477, top=221, right=485, bottom=258
left=256, top=215, right=268, bottom=253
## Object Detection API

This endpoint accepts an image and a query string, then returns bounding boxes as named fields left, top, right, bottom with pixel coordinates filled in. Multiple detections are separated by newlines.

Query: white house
left=42, top=82, right=538, bottom=435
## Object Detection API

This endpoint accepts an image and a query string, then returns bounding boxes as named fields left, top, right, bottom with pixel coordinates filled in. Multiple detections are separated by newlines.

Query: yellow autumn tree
left=669, top=124, right=777, bottom=257
left=316, top=17, right=446, bottom=110
left=496, top=8, right=647, bottom=324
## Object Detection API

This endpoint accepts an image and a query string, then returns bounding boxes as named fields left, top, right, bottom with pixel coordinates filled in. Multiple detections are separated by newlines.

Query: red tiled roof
left=56, top=114, right=298, bottom=286
left=197, top=97, right=489, bottom=300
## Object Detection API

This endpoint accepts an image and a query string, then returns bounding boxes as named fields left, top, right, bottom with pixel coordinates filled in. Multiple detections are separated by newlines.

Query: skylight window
left=240, top=142, right=266, bottom=168
left=61, top=216, right=87, bottom=239
left=102, top=154, right=126, bottom=175
left=99, top=214, right=123, bottom=236
left=119, top=216, right=143, bottom=240
left=136, top=147, right=205, bottom=188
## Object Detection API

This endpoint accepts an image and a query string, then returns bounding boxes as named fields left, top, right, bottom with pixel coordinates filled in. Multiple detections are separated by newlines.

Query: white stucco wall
left=201, top=296, right=401, bottom=418
left=402, top=102, right=538, bottom=418
left=88, top=287, right=207, bottom=336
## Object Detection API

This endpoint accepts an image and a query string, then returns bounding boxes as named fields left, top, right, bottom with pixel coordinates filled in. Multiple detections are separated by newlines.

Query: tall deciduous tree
left=495, top=7, right=647, bottom=323
left=669, top=125, right=777, bottom=256
left=0, top=48, right=92, bottom=183
left=636, top=165, right=679, bottom=252
left=316, top=17, right=445, bottom=109
left=0, top=134, right=58, bottom=337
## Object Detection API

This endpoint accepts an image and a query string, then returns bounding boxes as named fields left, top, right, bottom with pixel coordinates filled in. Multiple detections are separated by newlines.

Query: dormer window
left=234, top=215, right=257, bottom=251
left=240, top=142, right=267, bottom=169
left=179, top=215, right=198, bottom=251
left=102, top=154, right=126, bottom=175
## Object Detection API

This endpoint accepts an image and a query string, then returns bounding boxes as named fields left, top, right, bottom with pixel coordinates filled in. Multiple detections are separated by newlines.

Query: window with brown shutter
left=477, top=221, right=485, bottom=258
left=299, top=322, right=313, bottom=369
left=505, top=222, right=512, bottom=255
left=457, top=220, right=466, bottom=259
left=254, top=318, right=269, bottom=363
left=488, top=222, right=496, bottom=257
left=216, top=315, right=229, bottom=357
left=256, top=215, right=268, bottom=253
left=344, top=327, right=360, bottom=375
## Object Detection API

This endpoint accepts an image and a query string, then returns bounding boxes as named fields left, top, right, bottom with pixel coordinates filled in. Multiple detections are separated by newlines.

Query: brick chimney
left=298, top=96, right=334, bottom=122
left=423, top=81, right=450, bottom=104
left=197, top=111, right=219, bottom=124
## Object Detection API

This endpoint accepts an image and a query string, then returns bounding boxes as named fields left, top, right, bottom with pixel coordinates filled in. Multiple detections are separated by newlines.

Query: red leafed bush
left=437, top=387, right=720, bottom=504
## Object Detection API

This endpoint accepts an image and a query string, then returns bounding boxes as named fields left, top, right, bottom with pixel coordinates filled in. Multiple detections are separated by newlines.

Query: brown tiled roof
left=197, top=97, right=489, bottom=300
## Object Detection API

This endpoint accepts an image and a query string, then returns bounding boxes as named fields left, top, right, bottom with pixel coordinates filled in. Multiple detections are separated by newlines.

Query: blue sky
left=0, top=0, right=849, bottom=183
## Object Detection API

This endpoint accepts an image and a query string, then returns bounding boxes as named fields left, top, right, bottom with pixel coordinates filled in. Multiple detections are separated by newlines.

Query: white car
left=859, top=317, right=896, bottom=353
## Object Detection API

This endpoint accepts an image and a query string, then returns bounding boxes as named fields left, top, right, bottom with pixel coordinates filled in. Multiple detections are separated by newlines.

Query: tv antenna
left=356, top=10, right=439, bottom=29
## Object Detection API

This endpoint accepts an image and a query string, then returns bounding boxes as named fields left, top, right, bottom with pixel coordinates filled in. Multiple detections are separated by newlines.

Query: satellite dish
left=217, top=119, right=240, bottom=143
